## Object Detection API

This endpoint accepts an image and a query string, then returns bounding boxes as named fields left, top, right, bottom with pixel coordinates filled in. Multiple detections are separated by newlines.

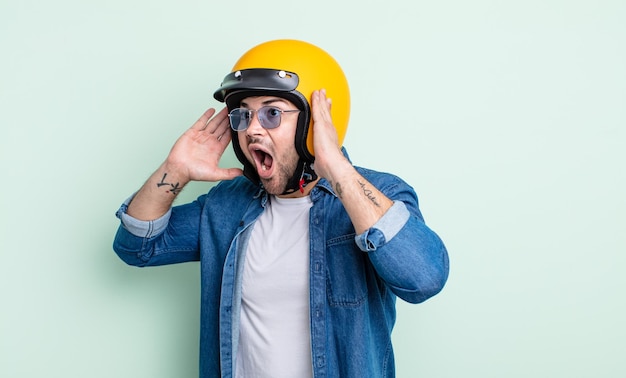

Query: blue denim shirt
left=113, top=157, right=449, bottom=378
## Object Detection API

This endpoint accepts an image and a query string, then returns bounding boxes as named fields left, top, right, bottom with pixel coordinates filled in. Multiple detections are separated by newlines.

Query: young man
left=113, top=39, right=449, bottom=378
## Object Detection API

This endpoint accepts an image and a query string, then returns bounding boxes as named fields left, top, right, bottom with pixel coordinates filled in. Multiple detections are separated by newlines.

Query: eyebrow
left=240, top=98, right=290, bottom=108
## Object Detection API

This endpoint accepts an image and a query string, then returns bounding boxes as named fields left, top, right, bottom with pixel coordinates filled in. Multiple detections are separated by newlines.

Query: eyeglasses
left=228, top=106, right=300, bottom=131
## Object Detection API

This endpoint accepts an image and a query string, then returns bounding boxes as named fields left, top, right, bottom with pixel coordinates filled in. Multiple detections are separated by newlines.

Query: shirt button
left=316, top=356, right=324, bottom=367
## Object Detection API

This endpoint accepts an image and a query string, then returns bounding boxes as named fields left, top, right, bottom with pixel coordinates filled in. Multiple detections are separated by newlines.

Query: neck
left=278, top=159, right=318, bottom=197
left=277, top=178, right=320, bottom=198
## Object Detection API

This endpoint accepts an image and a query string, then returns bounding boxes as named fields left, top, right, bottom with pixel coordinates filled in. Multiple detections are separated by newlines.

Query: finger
left=192, top=108, right=217, bottom=131
left=216, top=126, right=232, bottom=145
left=320, top=90, right=333, bottom=122
left=312, top=90, right=333, bottom=125
left=204, top=107, right=230, bottom=134
left=214, top=109, right=231, bottom=134
left=212, top=111, right=232, bottom=143
left=213, top=167, right=244, bottom=181
left=311, top=90, right=322, bottom=119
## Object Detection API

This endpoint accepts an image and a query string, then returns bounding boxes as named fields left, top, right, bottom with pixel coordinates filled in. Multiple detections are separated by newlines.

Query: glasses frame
left=228, top=106, right=301, bottom=131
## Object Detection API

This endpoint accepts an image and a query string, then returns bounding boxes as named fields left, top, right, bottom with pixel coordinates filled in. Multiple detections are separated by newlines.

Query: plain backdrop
left=1, top=0, right=624, bottom=377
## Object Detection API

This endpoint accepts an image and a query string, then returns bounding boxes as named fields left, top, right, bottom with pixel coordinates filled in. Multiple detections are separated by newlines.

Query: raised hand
left=166, top=107, right=243, bottom=183
left=310, top=89, right=392, bottom=233
left=310, top=89, right=349, bottom=181
left=126, top=108, right=243, bottom=220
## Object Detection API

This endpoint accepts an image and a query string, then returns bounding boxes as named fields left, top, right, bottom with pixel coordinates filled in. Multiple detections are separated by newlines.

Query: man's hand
left=126, top=108, right=243, bottom=220
left=166, top=107, right=243, bottom=183
left=310, top=89, right=393, bottom=233
left=310, top=89, right=351, bottom=180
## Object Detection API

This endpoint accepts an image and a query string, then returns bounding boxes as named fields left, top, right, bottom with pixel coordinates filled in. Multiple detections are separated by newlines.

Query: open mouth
left=250, top=147, right=274, bottom=178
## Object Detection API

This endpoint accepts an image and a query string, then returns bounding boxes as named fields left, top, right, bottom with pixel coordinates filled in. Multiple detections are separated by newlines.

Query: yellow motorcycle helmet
left=214, top=39, right=350, bottom=168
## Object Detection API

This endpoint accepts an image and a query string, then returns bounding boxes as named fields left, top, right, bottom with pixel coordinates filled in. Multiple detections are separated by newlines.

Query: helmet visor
left=214, top=69, right=299, bottom=103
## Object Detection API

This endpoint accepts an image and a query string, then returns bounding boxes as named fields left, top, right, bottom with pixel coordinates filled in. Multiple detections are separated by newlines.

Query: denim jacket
left=113, top=156, right=449, bottom=378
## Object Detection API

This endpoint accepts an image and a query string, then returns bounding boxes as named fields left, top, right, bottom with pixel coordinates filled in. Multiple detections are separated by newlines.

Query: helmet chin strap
left=280, top=159, right=318, bottom=195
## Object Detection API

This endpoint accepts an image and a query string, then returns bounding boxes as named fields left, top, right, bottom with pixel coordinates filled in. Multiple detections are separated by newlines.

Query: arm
left=311, top=90, right=448, bottom=303
left=127, top=107, right=243, bottom=221
left=361, top=183, right=449, bottom=303
left=310, top=90, right=393, bottom=234
left=113, top=108, right=243, bottom=267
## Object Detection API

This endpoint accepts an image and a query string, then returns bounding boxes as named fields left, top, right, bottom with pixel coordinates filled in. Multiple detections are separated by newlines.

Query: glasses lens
left=229, top=109, right=250, bottom=131
left=257, top=107, right=282, bottom=129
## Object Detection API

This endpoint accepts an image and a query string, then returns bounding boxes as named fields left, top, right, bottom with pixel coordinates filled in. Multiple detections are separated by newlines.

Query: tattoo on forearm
left=357, top=179, right=381, bottom=207
left=157, top=173, right=182, bottom=195
left=334, top=181, right=344, bottom=198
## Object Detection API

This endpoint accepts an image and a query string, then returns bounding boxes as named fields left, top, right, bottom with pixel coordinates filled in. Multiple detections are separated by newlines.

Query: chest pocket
left=325, top=234, right=368, bottom=307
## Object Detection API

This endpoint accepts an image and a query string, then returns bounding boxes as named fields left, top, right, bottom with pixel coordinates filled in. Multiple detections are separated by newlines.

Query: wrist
left=157, top=161, right=191, bottom=190
left=319, top=157, right=354, bottom=188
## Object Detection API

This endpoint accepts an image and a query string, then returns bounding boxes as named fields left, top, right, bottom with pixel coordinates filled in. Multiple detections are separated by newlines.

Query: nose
left=245, top=110, right=265, bottom=135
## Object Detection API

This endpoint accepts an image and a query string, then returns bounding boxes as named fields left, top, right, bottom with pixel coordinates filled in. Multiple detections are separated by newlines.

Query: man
left=113, top=39, right=449, bottom=378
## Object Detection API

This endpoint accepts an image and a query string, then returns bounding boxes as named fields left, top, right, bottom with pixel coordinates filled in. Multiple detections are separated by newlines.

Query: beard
left=258, top=149, right=299, bottom=195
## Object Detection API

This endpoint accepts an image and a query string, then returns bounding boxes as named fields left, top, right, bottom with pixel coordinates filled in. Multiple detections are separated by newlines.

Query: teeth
left=262, top=163, right=267, bottom=171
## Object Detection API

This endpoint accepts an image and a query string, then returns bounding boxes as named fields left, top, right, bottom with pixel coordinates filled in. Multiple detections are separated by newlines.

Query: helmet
left=214, top=39, right=350, bottom=167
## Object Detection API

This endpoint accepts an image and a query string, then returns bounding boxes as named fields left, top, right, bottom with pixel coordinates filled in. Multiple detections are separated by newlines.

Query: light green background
left=1, top=0, right=624, bottom=377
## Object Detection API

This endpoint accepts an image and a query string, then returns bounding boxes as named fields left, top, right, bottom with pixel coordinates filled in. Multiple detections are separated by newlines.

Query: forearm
left=325, top=158, right=394, bottom=234
left=127, top=162, right=190, bottom=221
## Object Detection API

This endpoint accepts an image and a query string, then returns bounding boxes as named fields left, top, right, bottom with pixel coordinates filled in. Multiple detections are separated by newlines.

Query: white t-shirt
left=235, top=195, right=313, bottom=378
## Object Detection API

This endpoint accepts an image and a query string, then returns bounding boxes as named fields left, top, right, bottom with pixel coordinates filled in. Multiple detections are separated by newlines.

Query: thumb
left=214, top=167, right=244, bottom=181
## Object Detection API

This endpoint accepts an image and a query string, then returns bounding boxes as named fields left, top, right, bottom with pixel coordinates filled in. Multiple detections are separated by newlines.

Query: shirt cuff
left=115, top=194, right=171, bottom=238
left=354, top=200, right=410, bottom=252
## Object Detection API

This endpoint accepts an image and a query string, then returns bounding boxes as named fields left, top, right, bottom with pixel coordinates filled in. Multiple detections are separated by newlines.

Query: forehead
left=240, top=95, right=295, bottom=108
